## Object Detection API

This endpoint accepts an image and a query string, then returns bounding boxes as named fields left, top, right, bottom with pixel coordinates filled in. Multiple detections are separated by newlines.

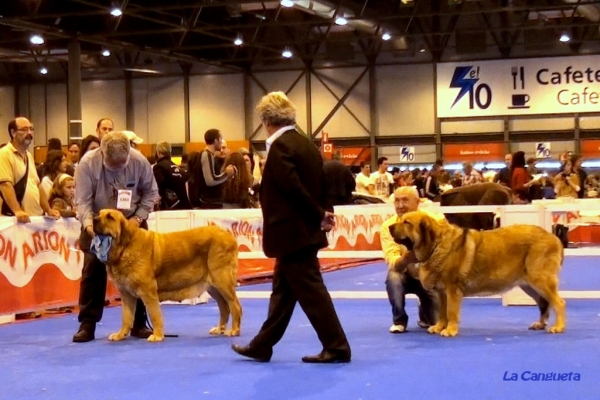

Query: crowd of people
left=349, top=151, right=596, bottom=204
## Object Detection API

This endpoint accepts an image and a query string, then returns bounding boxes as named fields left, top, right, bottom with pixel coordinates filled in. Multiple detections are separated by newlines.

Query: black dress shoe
left=231, top=344, right=272, bottom=362
left=130, top=326, right=153, bottom=339
left=302, top=351, right=351, bottom=364
left=73, top=322, right=96, bottom=343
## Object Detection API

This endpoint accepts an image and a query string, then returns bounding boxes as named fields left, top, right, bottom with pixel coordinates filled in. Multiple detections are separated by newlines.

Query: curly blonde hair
left=255, top=91, right=296, bottom=127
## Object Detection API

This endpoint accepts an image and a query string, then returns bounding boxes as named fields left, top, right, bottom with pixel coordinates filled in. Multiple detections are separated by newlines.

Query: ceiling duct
left=563, top=0, right=600, bottom=34
left=292, top=0, right=409, bottom=50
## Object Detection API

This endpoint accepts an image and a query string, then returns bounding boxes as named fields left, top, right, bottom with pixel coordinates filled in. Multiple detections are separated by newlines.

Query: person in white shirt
left=355, top=162, right=374, bottom=195
left=369, top=157, right=394, bottom=198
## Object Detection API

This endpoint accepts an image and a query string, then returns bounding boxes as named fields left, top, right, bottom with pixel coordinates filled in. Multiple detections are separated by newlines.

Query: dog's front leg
left=428, top=289, right=448, bottom=334
left=109, top=292, right=136, bottom=341
left=440, top=285, right=463, bottom=337
left=140, top=290, right=164, bottom=342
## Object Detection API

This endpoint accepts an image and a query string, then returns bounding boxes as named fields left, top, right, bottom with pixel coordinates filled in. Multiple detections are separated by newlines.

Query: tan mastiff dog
left=93, top=209, right=242, bottom=342
left=389, top=211, right=566, bottom=337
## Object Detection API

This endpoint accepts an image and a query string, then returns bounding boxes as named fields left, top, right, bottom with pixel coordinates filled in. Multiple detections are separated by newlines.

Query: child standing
left=49, top=174, right=77, bottom=218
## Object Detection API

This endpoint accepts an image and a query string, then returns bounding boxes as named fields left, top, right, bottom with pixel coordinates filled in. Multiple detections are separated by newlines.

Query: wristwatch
left=133, top=215, right=144, bottom=224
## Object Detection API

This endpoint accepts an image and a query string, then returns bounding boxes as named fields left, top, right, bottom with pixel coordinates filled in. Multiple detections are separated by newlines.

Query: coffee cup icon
left=511, top=94, right=530, bottom=107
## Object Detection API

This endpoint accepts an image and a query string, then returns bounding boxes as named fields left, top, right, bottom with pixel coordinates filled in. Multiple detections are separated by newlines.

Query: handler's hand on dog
left=85, top=225, right=95, bottom=238
left=321, top=211, right=335, bottom=232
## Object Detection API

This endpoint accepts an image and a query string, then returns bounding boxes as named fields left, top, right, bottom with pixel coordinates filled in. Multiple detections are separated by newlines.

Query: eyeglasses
left=16, top=127, right=34, bottom=132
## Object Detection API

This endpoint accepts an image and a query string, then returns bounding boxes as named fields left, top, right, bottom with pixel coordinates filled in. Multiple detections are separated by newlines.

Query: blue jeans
left=385, top=269, right=437, bottom=327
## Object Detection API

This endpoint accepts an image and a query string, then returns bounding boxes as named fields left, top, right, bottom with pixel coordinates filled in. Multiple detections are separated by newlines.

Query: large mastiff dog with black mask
left=93, top=209, right=242, bottom=342
left=389, top=211, right=565, bottom=337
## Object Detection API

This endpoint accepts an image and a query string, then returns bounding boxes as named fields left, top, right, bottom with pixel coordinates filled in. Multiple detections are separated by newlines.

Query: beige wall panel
left=511, top=140, right=574, bottom=160
left=441, top=119, right=504, bottom=135
left=81, top=80, right=126, bottom=137
left=29, top=85, right=47, bottom=146
left=580, top=115, right=600, bottom=130
left=310, top=68, right=370, bottom=139
left=0, top=86, right=15, bottom=143
left=133, top=77, right=185, bottom=144
left=189, top=74, right=245, bottom=142
left=251, top=71, right=306, bottom=141
left=509, top=117, right=574, bottom=132
left=45, top=84, right=68, bottom=143
left=378, top=64, right=435, bottom=136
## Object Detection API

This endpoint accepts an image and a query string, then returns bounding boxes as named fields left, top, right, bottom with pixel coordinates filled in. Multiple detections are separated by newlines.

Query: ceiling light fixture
left=280, top=0, right=294, bottom=7
left=382, top=33, right=391, bottom=41
left=30, top=34, right=44, bottom=45
left=419, top=44, right=426, bottom=53
left=123, top=67, right=162, bottom=74
left=559, top=32, right=571, bottom=43
left=282, top=48, right=293, bottom=58
left=102, top=49, right=111, bottom=57
left=234, top=36, right=243, bottom=46
left=40, top=67, right=48, bottom=75
left=335, top=16, right=348, bottom=26
left=110, top=7, right=123, bottom=17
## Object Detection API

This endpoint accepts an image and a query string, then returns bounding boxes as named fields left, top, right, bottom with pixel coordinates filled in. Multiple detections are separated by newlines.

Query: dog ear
left=419, top=216, right=435, bottom=249
left=117, top=214, right=133, bottom=245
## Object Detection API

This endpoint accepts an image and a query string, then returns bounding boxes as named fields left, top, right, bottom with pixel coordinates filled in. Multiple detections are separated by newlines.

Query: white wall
left=133, top=77, right=185, bottom=144
left=189, top=74, right=245, bottom=142
left=310, top=68, right=371, bottom=139
left=378, top=64, right=435, bottom=136
left=0, top=57, right=597, bottom=148
left=82, top=80, right=126, bottom=137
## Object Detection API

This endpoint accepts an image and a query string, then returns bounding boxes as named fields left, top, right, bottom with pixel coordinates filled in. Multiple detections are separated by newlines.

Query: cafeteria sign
left=437, top=55, right=600, bottom=118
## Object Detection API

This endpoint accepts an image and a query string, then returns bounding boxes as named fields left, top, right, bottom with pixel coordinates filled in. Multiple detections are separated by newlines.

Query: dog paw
left=209, top=326, right=225, bottom=335
left=528, top=321, right=547, bottom=330
left=440, top=327, right=458, bottom=337
left=108, top=332, right=127, bottom=341
left=428, top=323, right=446, bottom=334
left=147, top=334, right=164, bottom=342
left=547, top=325, right=565, bottom=334
left=224, top=329, right=240, bottom=337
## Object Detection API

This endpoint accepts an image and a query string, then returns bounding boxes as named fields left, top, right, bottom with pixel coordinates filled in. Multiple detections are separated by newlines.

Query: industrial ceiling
left=0, top=0, right=599, bottom=83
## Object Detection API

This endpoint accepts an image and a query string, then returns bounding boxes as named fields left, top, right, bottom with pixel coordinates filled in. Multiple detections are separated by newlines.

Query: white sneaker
left=389, top=324, right=406, bottom=334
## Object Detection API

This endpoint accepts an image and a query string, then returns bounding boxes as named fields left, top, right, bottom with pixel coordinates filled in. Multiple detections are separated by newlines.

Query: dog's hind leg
left=207, top=286, right=229, bottom=335
left=519, top=284, right=550, bottom=330
left=209, top=280, right=242, bottom=337
left=428, top=289, right=448, bottom=335
left=526, top=275, right=566, bottom=334
left=108, top=291, right=137, bottom=341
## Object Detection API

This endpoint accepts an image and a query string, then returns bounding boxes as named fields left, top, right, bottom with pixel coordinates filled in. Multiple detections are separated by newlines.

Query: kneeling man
left=380, top=187, right=440, bottom=333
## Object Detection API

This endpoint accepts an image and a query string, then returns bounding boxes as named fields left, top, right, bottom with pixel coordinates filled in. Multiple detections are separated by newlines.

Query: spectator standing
left=571, top=154, right=587, bottom=199
left=153, top=141, right=192, bottom=210
left=355, top=161, right=374, bottom=195
left=370, top=157, right=394, bottom=198
left=0, top=117, right=60, bottom=222
left=323, top=152, right=356, bottom=206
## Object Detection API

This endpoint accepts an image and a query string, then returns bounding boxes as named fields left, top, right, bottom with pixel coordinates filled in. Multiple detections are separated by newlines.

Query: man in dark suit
left=232, top=91, right=351, bottom=364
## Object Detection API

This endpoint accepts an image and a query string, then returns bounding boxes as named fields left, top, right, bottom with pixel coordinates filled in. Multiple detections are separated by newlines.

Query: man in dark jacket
left=232, top=91, right=351, bottom=364
left=323, top=151, right=355, bottom=206
left=153, top=141, right=192, bottom=210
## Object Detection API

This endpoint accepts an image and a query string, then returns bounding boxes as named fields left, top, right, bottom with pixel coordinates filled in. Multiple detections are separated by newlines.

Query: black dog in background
left=440, top=182, right=511, bottom=231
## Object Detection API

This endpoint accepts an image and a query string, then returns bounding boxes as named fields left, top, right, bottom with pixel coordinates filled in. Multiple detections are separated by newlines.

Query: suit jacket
left=260, top=129, right=328, bottom=258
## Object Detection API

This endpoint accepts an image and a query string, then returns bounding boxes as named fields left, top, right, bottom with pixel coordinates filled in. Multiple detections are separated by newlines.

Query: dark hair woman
left=221, top=152, right=254, bottom=209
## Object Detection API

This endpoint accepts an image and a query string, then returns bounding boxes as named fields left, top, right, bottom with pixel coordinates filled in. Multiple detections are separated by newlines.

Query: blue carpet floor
left=1, top=260, right=600, bottom=400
